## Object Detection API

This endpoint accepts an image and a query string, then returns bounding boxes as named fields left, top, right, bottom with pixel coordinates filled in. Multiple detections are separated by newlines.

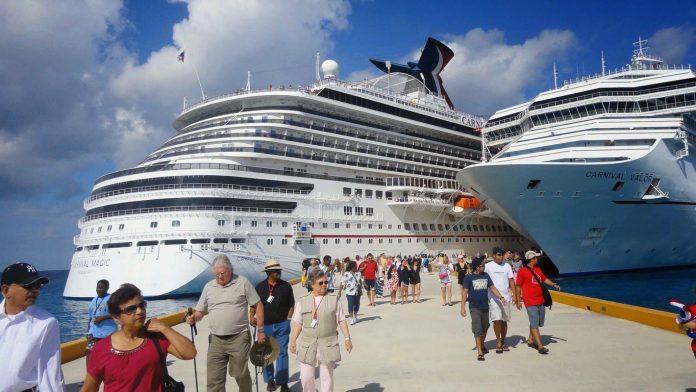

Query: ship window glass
left=378, top=224, right=383, bottom=229
left=213, top=238, right=229, bottom=243
left=479, top=225, right=484, bottom=231
left=485, top=225, right=490, bottom=231
left=368, top=224, right=372, bottom=229
left=97, top=227, right=102, bottom=233
left=366, top=208, right=374, bottom=216
left=346, top=239, right=351, bottom=244
left=429, top=224, right=436, bottom=231
left=75, top=247, right=83, bottom=251
left=404, top=223, right=411, bottom=230
left=385, top=191, right=393, bottom=199
left=322, top=223, right=328, bottom=228
left=86, top=244, right=99, bottom=250
left=282, top=239, right=288, bottom=245
left=424, top=238, right=428, bottom=243
left=527, top=180, right=541, bottom=189
left=335, top=223, right=340, bottom=229
left=335, top=239, right=340, bottom=244
left=355, top=207, right=363, bottom=216
left=103, top=242, right=132, bottom=249
left=354, top=189, right=362, bottom=197
left=235, top=220, right=242, bottom=227
left=150, top=222, right=158, bottom=228
left=388, top=239, right=393, bottom=244
left=343, top=187, right=351, bottom=196
left=296, top=240, right=302, bottom=245
left=365, top=190, right=373, bottom=198
left=164, top=239, right=187, bottom=245
left=437, top=224, right=444, bottom=231
left=466, top=225, right=472, bottom=231
left=612, top=181, right=624, bottom=191
left=447, top=238, right=451, bottom=243
left=344, top=206, right=352, bottom=215
left=445, top=224, right=450, bottom=231
left=282, top=221, right=288, bottom=228
left=472, top=225, right=478, bottom=232
left=379, top=239, right=383, bottom=244
left=266, top=221, right=272, bottom=227
left=251, top=221, right=258, bottom=227
left=357, top=224, right=361, bottom=229
left=119, top=224, right=125, bottom=230
left=358, top=238, right=362, bottom=244
left=172, top=220, right=181, bottom=227
left=376, top=191, right=383, bottom=199
left=107, top=225, right=112, bottom=232
left=369, top=239, right=373, bottom=244
left=388, top=224, right=392, bottom=229
left=411, top=223, right=418, bottom=231
left=191, top=238, right=210, bottom=244
left=230, top=238, right=246, bottom=244
left=267, top=239, right=273, bottom=245
left=218, top=220, right=225, bottom=226
left=137, top=240, right=158, bottom=246
left=346, top=223, right=350, bottom=229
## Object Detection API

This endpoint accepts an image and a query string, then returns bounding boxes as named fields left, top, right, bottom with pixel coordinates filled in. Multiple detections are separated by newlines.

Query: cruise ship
left=457, top=39, right=696, bottom=275
left=64, top=38, right=526, bottom=298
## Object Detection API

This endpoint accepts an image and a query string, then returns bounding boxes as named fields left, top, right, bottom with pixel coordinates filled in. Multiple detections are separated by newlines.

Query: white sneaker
left=349, top=317, right=355, bottom=325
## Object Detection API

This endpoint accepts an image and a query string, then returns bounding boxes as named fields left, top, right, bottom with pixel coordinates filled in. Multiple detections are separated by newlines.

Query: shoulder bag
left=524, top=266, right=553, bottom=308
left=152, top=336, right=185, bottom=392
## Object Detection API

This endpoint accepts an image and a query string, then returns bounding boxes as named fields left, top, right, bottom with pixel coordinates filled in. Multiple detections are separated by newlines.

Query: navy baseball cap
left=1, top=263, right=49, bottom=286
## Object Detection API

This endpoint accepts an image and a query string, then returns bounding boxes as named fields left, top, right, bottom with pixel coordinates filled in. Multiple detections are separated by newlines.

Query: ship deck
left=62, top=274, right=695, bottom=391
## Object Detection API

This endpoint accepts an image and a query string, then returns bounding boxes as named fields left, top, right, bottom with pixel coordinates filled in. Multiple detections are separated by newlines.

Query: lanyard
left=267, top=281, right=276, bottom=297
left=312, top=295, right=325, bottom=320
left=92, top=296, right=106, bottom=319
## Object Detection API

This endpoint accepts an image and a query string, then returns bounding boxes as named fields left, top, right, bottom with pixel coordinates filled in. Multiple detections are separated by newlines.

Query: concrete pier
left=62, top=274, right=696, bottom=391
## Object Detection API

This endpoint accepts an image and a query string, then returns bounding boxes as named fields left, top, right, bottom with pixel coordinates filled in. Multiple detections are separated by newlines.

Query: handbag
left=524, top=266, right=553, bottom=308
left=152, top=336, right=185, bottom=392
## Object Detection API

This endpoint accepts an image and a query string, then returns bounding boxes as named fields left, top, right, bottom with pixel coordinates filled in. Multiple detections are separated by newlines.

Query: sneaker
left=349, top=317, right=355, bottom=325
left=266, top=380, right=278, bottom=391
left=279, top=384, right=290, bottom=392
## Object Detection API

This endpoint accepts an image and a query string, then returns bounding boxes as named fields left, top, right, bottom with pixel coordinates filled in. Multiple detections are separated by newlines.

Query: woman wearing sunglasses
left=81, top=283, right=196, bottom=391
left=289, top=269, right=352, bottom=392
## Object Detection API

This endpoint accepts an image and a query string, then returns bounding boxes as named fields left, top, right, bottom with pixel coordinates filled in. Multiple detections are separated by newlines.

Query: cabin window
left=150, top=222, right=158, bottom=228
left=527, top=180, right=541, bottom=189
left=172, top=220, right=181, bottom=227
left=612, top=181, right=624, bottom=191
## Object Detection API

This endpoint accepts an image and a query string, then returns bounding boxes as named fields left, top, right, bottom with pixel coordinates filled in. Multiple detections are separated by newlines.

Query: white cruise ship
left=64, top=38, right=526, bottom=298
left=457, top=39, right=696, bottom=275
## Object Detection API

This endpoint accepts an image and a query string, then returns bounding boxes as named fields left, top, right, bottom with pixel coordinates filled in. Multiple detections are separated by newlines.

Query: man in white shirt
left=484, top=247, right=520, bottom=354
left=0, top=262, right=64, bottom=391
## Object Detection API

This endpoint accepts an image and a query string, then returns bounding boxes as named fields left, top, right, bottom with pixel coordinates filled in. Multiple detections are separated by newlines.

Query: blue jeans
left=347, top=294, right=360, bottom=314
left=262, top=320, right=291, bottom=384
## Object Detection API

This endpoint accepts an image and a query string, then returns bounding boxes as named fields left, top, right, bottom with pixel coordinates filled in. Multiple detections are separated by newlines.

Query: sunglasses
left=315, top=281, right=328, bottom=286
left=120, top=301, right=147, bottom=315
left=495, top=253, right=504, bottom=256
left=21, top=281, right=45, bottom=290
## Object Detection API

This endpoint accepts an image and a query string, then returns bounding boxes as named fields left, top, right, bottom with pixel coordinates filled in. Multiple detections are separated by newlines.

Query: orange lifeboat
left=453, top=195, right=481, bottom=211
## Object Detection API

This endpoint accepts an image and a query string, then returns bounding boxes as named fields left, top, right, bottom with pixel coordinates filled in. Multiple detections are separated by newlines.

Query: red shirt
left=515, top=266, right=547, bottom=307
left=88, top=335, right=171, bottom=391
left=361, top=260, right=378, bottom=280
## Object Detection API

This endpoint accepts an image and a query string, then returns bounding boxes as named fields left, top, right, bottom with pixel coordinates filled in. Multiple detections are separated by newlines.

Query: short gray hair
left=212, top=254, right=233, bottom=270
left=306, top=268, right=326, bottom=287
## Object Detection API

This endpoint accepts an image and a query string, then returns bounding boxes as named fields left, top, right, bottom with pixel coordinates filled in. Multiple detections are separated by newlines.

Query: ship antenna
left=246, top=70, right=251, bottom=93
left=553, top=62, right=558, bottom=89
left=315, top=52, right=321, bottom=82
left=601, top=51, right=606, bottom=76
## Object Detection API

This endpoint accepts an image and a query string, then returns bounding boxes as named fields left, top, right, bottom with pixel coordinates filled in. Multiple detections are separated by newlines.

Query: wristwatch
left=345, top=337, right=351, bottom=341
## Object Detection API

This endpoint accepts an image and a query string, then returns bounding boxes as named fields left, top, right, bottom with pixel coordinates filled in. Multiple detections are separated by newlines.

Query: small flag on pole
left=177, top=50, right=185, bottom=62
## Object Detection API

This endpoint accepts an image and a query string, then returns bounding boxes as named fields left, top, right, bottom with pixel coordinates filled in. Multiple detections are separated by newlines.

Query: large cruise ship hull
left=458, top=140, right=696, bottom=275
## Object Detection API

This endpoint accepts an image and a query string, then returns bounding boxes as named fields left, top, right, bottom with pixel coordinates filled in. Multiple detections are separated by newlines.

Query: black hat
left=1, top=263, right=49, bottom=286
left=249, top=336, right=280, bottom=367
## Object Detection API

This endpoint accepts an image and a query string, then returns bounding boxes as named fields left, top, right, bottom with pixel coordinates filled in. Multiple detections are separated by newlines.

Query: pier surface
left=63, top=274, right=695, bottom=391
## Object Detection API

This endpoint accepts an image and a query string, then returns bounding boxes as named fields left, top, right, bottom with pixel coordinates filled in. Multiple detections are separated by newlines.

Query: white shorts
left=489, top=298, right=511, bottom=322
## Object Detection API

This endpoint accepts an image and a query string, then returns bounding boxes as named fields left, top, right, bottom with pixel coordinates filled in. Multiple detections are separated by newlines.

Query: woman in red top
left=81, top=283, right=196, bottom=391
left=515, top=251, right=560, bottom=355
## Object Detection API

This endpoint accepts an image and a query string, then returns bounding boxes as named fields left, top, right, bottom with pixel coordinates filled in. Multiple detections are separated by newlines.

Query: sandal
left=477, top=354, right=485, bottom=361
left=482, top=348, right=489, bottom=354
left=495, top=347, right=503, bottom=354
left=538, top=347, right=549, bottom=355
left=502, top=346, right=510, bottom=352
left=527, top=341, right=537, bottom=349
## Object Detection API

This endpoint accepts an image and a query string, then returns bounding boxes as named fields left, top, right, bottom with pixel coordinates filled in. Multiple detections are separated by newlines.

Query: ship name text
left=585, top=171, right=654, bottom=182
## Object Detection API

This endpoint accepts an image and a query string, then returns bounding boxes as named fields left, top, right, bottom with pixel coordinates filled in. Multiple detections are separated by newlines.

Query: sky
left=1, top=0, right=695, bottom=271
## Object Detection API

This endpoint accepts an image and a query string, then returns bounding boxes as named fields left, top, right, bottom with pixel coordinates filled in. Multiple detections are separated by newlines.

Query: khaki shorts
left=488, top=298, right=511, bottom=322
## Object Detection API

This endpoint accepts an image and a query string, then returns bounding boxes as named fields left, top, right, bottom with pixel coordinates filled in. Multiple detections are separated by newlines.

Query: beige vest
left=296, top=294, right=341, bottom=364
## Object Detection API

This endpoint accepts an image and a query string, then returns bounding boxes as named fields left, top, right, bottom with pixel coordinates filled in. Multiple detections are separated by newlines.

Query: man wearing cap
left=515, top=250, right=561, bottom=355
left=484, top=246, right=519, bottom=353
left=251, top=259, right=295, bottom=391
left=0, top=262, right=65, bottom=391
left=186, top=255, right=266, bottom=392
left=461, top=257, right=507, bottom=361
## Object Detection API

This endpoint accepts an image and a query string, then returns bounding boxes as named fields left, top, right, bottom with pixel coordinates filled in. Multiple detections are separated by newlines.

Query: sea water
left=34, top=268, right=696, bottom=343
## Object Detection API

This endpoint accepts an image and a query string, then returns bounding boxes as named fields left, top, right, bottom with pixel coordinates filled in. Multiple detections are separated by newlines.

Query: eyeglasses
left=21, top=281, right=45, bottom=290
left=215, top=271, right=230, bottom=277
left=315, top=281, right=328, bottom=286
left=495, top=253, right=504, bottom=256
left=119, top=301, right=147, bottom=315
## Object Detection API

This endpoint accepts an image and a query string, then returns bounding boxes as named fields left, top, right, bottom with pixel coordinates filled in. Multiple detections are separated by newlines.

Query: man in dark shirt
left=251, top=259, right=295, bottom=391
left=460, top=257, right=507, bottom=361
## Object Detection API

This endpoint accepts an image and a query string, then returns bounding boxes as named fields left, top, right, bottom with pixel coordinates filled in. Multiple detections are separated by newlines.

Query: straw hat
left=263, top=259, right=282, bottom=272
left=249, top=336, right=280, bottom=367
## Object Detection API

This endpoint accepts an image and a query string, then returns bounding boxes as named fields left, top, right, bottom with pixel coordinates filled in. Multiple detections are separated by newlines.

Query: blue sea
left=36, top=268, right=696, bottom=343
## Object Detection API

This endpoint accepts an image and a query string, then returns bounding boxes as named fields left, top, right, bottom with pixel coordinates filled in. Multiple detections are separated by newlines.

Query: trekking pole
left=252, top=325, right=259, bottom=392
left=185, top=308, right=199, bottom=392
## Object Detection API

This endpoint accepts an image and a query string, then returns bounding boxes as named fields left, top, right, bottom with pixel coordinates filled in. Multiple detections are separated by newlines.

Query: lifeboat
left=452, top=195, right=481, bottom=212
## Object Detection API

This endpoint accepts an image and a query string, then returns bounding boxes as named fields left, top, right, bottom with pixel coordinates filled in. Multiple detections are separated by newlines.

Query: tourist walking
left=515, top=250, right=561, bottom=355
left=186, top=255, right=266, bottom=392
left=341, top=261, right=362, bottom=324
left=290, top=269, right=353, bottom=392
left=252, top=259, right=295, bottom=391
left=454, top=254, right=469, bottom=277
left=408, top=259, right=422, bottom=303
left=385, top=264, right=399, bottom=305
left=86, top=279, right=118, bottom=368
left=485, top=247, right=519, bottom=353
left=82, top=283, right=196, bottom=391
left=1, top=262, right=64, bottom=391
left=510, top=251, right=523, bottom=276
left=437, top=255, right=454, bottom=306
left=359, top=253, right=378, bottom=306
left=460, top=257, right=507, bottom=360
left=397, top=258, right=410, bottom=304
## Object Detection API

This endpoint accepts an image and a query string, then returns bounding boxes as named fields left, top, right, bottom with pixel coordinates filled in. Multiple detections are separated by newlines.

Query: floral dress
left=385, top=270, right=400, bottom=291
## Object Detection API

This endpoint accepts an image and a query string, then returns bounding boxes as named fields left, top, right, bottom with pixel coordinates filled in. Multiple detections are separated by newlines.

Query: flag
left=177, top=50, right=185, bottom=62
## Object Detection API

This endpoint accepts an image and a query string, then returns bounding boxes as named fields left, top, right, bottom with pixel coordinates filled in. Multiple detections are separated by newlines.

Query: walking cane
left=252, top=325, right=260, bottom=392
left=185, top=308, right=200, bottom=392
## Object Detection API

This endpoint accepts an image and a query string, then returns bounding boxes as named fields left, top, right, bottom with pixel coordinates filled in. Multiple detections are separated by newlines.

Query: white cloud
left=649, top=26, right=696, bottom=64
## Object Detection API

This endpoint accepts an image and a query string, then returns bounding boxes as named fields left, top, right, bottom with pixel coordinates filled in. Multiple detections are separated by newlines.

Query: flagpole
left=193, top=67, right=206, bottom=100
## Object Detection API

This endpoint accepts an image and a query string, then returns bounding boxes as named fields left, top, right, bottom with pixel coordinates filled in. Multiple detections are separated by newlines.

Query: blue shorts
left=364, top=279, right=376, bottom=291
left=526, top=305, right=546, bottom=328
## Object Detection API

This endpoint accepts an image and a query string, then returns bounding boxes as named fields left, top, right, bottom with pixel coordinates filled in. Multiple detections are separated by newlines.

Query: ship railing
left=386, top=196, right=451, bottom=206
left=384, top=177, right=463, bottom=193
left=559, top=63, right=692, bottom=88
left=79, top=206, right=294, bottom=224
left=86, top=183, right=311, bottom=204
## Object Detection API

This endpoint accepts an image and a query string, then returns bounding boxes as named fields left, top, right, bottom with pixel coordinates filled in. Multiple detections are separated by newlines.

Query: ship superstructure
left=64, top=38, right=525, bottom=298
left=457, top=38, right=696, bottom=274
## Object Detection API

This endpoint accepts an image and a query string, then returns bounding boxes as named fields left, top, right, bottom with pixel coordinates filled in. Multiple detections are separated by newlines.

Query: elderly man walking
left=1, top=262, right=64, bottom=391
left=187, top=255, right=266, bottom=392
left=251, top=259, right=295, bottom=391
left=515, top=250, right=561, bottom=355
left=484, top=246, right=519, bottom=354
